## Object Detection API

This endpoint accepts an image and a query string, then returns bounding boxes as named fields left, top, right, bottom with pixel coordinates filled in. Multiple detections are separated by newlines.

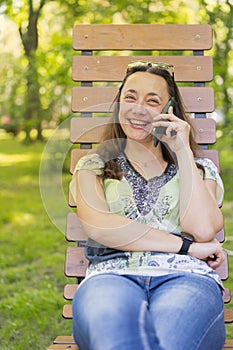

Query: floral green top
left=70, top=153, right=224, bottom=287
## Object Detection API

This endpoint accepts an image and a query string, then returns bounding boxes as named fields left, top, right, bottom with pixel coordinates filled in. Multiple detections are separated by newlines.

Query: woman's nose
left=132, top=102, right=147, bottom=115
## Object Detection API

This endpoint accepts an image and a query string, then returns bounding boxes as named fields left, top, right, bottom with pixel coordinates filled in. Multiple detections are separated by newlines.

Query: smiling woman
left=70, top=60, right=226, bottom=350
left=119, top=72, right=170, bottom=144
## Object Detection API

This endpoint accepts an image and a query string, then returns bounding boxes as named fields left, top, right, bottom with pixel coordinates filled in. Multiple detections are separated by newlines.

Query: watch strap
left=178, top=233, right=194, bottom=255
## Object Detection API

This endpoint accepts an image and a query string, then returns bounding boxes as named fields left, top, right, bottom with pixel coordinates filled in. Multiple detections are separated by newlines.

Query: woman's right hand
left=189, top=239, right=224, bottom=269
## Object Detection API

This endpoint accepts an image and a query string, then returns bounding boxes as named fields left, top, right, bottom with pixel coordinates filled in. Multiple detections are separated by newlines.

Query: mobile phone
left=153, top=97, right=176, bottom=147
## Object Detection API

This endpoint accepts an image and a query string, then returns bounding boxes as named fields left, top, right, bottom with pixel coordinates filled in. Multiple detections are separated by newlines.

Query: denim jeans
left=72, top=272, right=226, bottom=350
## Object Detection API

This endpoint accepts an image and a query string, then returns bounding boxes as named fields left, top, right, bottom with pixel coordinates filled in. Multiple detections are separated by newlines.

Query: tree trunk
left=19, top=0, right=46, bottom=141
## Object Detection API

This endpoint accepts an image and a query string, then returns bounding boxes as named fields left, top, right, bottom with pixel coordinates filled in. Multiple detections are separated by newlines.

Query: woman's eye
left=147, top=99, right=159, bottom=105
left=124, top=95, right=136, bottom=102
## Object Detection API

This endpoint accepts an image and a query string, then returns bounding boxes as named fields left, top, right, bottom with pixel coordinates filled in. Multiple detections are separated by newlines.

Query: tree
left=1, top=0, right=232, bottom=141
left=198, top=0, right=233, bottom=135
left=0, top=0, right=82, bottom=141
left=1, top=0, right=47, bottom=141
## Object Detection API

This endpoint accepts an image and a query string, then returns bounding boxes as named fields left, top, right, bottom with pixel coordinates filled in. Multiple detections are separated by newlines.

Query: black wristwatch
left=178, top=232, right=194, bottom=255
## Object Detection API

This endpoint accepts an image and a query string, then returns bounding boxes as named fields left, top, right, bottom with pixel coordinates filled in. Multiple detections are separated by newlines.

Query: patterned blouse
left=70, top=152, right=224, bottom=287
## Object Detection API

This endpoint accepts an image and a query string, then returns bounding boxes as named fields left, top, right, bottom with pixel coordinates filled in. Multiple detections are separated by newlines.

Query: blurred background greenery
left=0, top=0, right=232, bottom=349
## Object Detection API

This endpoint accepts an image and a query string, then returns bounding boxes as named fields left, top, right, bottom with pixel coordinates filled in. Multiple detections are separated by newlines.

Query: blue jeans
left=72, top=272, right=226, bottom=350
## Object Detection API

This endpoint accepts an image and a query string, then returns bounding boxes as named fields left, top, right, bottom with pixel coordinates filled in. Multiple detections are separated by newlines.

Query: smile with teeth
left=129, top=119, right=149, bottom=127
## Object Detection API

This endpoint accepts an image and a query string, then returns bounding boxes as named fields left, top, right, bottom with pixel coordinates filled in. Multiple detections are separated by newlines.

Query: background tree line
left=0, top=0, right=232, bottom=142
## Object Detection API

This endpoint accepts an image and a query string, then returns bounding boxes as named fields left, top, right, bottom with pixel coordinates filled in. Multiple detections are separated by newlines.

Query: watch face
left=181, top=233, right=194, bottom=243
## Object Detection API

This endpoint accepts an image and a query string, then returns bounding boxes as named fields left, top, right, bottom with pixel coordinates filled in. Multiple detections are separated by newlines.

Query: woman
left=71, top=61, right=226, bottom=350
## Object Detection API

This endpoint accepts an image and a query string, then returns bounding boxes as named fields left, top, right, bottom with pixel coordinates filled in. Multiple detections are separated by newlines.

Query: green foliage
left=198, top=0, right=233, bottom=132
left=1, top=0, right=233, bottom=141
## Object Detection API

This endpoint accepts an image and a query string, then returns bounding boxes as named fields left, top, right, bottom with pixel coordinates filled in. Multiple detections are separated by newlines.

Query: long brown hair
left=95, top=63, right=202, bottom=179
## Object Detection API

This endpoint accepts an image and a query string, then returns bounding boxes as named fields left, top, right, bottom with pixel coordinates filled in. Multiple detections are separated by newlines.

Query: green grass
left=0, top=133, right=73, bottom=349
left=0, top=130, right=232, bottom=348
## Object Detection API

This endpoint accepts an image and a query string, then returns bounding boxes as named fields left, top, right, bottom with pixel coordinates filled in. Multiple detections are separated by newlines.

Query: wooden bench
left=48, top=24, right=233, bottom=350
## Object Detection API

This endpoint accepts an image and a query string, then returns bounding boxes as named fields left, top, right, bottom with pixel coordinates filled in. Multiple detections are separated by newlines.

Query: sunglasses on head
left=127, top=60, right=174, bottom=77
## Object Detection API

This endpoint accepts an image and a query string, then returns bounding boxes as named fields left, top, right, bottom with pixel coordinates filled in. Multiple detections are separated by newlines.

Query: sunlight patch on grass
left=17, top=175, right=38, bottom=185
left=0, top=129, right=11, bottom=140
left=0, top=153, right=33, bottom=166
left=11, top=212, right=35, bottom=226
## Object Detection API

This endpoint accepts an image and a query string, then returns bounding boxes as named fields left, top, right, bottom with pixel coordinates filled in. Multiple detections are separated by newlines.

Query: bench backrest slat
left=71, top=86, right=214, bottom=113
left=72, top=56, right=213, bottom=82
left=69, top=117, right=216, bottom=144
left=73, top=24, right=212, bottom=50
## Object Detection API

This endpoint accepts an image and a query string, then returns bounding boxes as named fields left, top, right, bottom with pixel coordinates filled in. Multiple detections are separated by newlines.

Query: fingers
left=206, top=247, right=225, bottom=269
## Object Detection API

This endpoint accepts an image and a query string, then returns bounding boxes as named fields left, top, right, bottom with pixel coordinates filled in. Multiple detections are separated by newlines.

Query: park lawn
left=0, top=134, right=74, bottom=349
left=0, top=131, right=232, bottom=349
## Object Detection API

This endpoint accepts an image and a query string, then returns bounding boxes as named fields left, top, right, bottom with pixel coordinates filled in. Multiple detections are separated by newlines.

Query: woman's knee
left=149, top=274, right=225, bottom=350
left=73, top=274, right=144, bottom=319
left=72, top=274, right=153, bottom=350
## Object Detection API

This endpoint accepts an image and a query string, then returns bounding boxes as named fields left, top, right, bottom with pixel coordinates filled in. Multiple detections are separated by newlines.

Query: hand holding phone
left=153, top=97, right=176, bottom=147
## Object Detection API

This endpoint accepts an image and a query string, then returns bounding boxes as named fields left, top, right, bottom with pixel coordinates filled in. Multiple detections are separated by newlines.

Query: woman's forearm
left=77, top=170, right=183, bottom=252
left=176, top=147, right=223, bottom=241
left=80, top=211, right=183, bottom=252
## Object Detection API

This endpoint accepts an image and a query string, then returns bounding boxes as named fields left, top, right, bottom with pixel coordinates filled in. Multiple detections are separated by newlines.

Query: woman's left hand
left=189, top=239, right=225, bottom=269
left=152, top=106, right=191, bottom=152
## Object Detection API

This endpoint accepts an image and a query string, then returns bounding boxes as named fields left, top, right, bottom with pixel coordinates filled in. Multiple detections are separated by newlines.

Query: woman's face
left=119, top=71, right=170, bottom=144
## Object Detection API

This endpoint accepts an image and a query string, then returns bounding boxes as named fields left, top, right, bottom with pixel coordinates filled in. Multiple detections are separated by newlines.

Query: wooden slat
left=216, top=228, right=225, bottom=243
left=191, top=118, right=216, bottom=144
left=49, top=337, right=233, bottom=350
left=65, top=246, right=228, bottom=281
left=72, top=56, right=213, bottom=83
left=67, top=149, right=220, bottom=208
left=63, top=282, right=230, bottom=304
left=71, top=86, right=214, bottom=113
left=54, top=336, right=233, bottom=349
left=62, top=303, right=233, bottom=324
left=49, top=339, right=233, bottom=349
left=194, top=149, right=219, bottom=172
left=224, top=339, right=233, bottom=347
left=216, top=250, right=229, bottom=280
left=48, top=344, right=78, bottom=350
left=224, top=288, right=231, bottom=303
left=224, top=309, right=233, bottom=323
left=65, top=247, right=88, bottom=278
left=66, top=213, right=224, bottom=243
left=63, top=304, right=73, bottom=319
left=54, top=336, right=76, bottom=344
left=70, top=117, right=216, bottom=144
left=73, top=24, right=212, bottom=50
left=64, top=284, right=78, bottom=300
left=66, top=212, right=87, bottom=241
left=69, top=149, right=220, bottom=175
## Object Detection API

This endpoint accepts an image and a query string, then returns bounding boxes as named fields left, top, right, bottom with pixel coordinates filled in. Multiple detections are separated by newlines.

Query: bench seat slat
left=64, top=283, right=78, bottom=300
left=48, top=336, right=233, bottom=349
left=48, top=343, right=79, bottom=350
left=65, top=247, right=88, bottom=278
left=73, top=24, right=212, bottom=51
left=72, top=56, right=213, bottom=82
left=66, top=212, right=224, bottom=243
left=70, top=117, right=216, bottom=144
left=53, top=336, right=76, bottom=344
left=62, top=302, right=233, bottom=324
left=71, top=86, right=214, bottom=113
left=65, top=246, right=228, bottom=281
left=63, top=282, right=231, bottom=304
